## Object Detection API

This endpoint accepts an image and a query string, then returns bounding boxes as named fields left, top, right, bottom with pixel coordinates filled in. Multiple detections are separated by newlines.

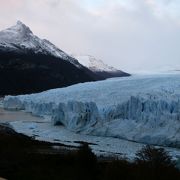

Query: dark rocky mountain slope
left=0, top=21, right=102, bottom=95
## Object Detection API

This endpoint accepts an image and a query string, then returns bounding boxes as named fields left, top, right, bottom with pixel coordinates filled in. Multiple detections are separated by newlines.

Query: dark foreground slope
left=0, top=125, right=179, bottom=180
left=0, top=52, right=100, bottom=95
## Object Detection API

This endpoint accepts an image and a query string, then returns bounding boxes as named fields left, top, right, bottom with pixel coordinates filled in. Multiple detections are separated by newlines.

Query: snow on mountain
left=72, top=55, right=130, bottom=78
left=72, top=55, right=117, bottom=72
left=4, top=74, right=180, bottom=148
left=0, top=21, right=130, bottom=78
left=0, top=21, right=80, bottom=67
left=0, top=21, right=106, bottom=95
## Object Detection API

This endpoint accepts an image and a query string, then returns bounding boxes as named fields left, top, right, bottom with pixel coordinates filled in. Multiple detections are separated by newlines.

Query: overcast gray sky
left=0, top=0, right=180, bottom=73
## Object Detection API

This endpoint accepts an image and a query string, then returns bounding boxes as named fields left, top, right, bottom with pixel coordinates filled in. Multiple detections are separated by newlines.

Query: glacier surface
left=4, top=74, right=180, bottom=148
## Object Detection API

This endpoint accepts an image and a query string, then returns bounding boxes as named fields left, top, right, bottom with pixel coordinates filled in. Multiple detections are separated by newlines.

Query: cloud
left=0, top=0, right=180, bottom=72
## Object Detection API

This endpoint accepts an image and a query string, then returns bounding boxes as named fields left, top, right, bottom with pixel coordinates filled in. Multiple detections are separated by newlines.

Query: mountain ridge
left=0, top=21, right=82, bottom=68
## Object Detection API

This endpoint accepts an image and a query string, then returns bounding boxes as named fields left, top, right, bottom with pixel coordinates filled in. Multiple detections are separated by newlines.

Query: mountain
left=72, top=55, right=130, bottom=78
left=0, top=21, right=102, bottom=95
left=0, top=21, right=82, bottom=67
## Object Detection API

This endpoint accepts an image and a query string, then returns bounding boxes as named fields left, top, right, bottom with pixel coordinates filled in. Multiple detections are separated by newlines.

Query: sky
left=0, top=0, right=180, bottom=73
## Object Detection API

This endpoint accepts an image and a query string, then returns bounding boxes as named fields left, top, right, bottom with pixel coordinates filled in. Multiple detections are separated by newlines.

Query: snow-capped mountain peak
left=0, top=21, right=80, bottom=67
left=0, top=21, right=33, bottom=42
left=72, top=55, right=118, bottom=72
left=13, top=20, right=33, bottom=35
left=71, top=54, right=130, bottom=78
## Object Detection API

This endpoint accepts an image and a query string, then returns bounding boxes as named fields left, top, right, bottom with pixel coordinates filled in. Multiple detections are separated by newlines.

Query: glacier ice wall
left=4, top=96, right=101, bottom=132
left=52, top=101, right=100, bottom=132
left=3, top=74, right=180, bottom=148
left=91, top=95, right=180, bottom=148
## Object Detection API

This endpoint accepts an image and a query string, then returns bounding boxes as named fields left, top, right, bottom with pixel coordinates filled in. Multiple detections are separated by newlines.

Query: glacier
left=3, top=74, right=180, bottom=148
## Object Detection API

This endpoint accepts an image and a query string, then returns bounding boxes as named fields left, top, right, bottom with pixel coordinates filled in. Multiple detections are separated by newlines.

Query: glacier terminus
left=3, top=74, right=180, bottom=149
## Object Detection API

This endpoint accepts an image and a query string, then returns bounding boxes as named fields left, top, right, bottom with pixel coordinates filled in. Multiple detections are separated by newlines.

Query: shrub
left=134, top=145, right=179, bottom=180
left=135, top=145, right=175, bottom=168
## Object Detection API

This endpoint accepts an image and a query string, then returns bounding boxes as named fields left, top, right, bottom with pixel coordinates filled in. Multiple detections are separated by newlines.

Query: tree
left=76, top=143, right=97, bottom=180
left=77, top=142, right=97, bottom=167
left=135, top=145, right=175, bottom=168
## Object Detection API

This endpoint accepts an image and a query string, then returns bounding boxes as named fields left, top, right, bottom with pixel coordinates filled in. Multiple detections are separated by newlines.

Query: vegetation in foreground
left=0, top=125, right=179, bottom=180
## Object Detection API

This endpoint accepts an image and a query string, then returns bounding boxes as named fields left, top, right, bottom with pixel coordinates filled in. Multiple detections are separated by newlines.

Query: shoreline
left=0, top=105, right=180, bottom=160
left=0, top=123, right=179, bottom=180
left=0, top=123, right=125, bottom=162
left=0, top=123, right=77, bottom=151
